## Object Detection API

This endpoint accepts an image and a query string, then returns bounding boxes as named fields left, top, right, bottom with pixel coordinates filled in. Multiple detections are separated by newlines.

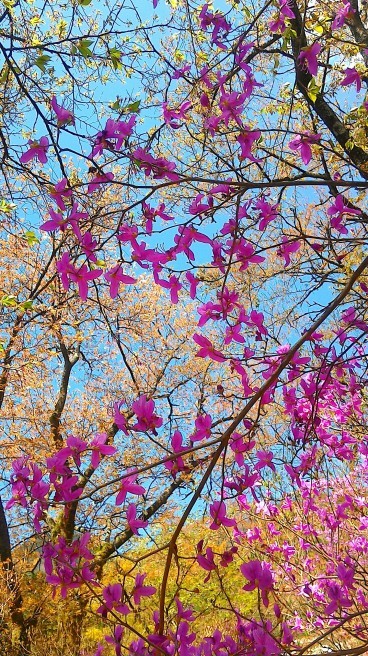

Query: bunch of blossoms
left=236, top=469, right=368, bottom=641
left=6, top=433, right=117, bottom=534
left=43, top=533, right=96, bottom=599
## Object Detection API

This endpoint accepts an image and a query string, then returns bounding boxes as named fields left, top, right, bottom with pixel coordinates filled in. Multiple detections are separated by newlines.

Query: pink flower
left=230, top=433, right=255, bottom=466
left=298, top=42, right=321, bottom=76
left=115, top=470, right=145, bottom=506
left=126, top=503, right=148, bottom=535
left=233, top=240, right=265, bottom=270
left=113, top=400, right=129, bottom=434
left=87, top=172, right=114, bottom=193
left=90, top=433, right=116, bottom=469
left=104, top=264, right=136, bottom=299
left=191, top=414, right=212, bottom=441
left=164, top=430, right=187, bottom=477
left=105, top=625, right=124, bottom=656
left=40, top=203, right=85, bottom=239
left=163, top=101, right=192, bottom=128
left=340, top=67, right=362, bottom=92
left=20, top=136, right=49, bottom=164
left=209, top=501, right=236, bottom=530
left=68, top=264, right=102, bottom=301
left=63, top=434, right=88, bottom=467
left=154, top=272, right=182, bottom=304
left=142, top=201, right=172, bottom=235
left=49, top=178, right=73, bottom=211
left=327, top=194, right=361, bottom=234
left=254, top=197, right=279, bottom=230
left=325, top=582, right=353, bottom=615
left=224, top=323, right=245, bottom=345
left=197, top=545, right=216, bottom=574
left=91, top=116, right=136, bottom=156
left=97, top=583, right=130, bottom=617
left=237, top=128, right=261, bottom=161
left=56, top=252, right=75, bottom=292
left=132, top=395, right=163, bottom=434
left=193, top=333, right=226, bottom=362
left=199, top=3, right=230, bottom=48
left=255, top=450, right=275, bottom=472
left=132, top=573, right=156, bottom=605
left=132, top=148, right=179, bottom=181
left=185, top=272, right=199, bottom=299
left=241, top=559, right=274, bottom=606
left=116, top=223, right=139, bottom=246
left=172, top=63, right=191, bottom=79
left=269, top=0, right=295, bottom=32
left=219, top=90, right=246, bottom=126
left=56, top=253, right=102, bottom=300
left=276, top=237, right=301, bottom=266
left=81, top=232, right=98, bottom=262
left=51, top=96, right=75, bottom=126
left=288, top=131, right=321, bottom=165
left=332, top=1, right=354, bottom=30
left=243, top=310, right=268, bottom=338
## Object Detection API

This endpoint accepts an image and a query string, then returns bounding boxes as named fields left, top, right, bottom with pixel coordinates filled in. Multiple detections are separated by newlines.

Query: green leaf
left=109, top=47, right=122, bottom=70
left=0, top=295, right=17, bottom=308
left=77, top=39, right=93, bottom=58
left=307, top=78, right=320, bottom=103
left=0, top=199, right=16, bottom=214
left=19, top=300, right=33, bottom=311
left=23, top=230, right=40, bottom=246
left=34, top=54, right=52, bottom=72
left=0, top=64, right=10, bottom=84
left=78, top=0, right=93, bottom=4
left=123, top=99, right=140, bottom=114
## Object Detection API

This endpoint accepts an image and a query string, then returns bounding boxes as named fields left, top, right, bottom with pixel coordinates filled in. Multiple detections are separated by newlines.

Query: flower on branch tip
left=113, top=400, right=129, bottom=434
left=276, top=237, right=301, bottom=266
left=185, top=271, right=199, bottom=299
left=104, top=264, right=136, bottom=299
left=327, top=194, right=361, bottom=234
left=20, top=136, right=49, bottom=165
left=288, top=131, right=321, bottom=165
left=269, top=0, right=295, bottom=33
left=97, top=583, right=130, bottom=617
left=115, top=470, right=145, bottom=506
left=199, top=3, right=231, bottom=49
left=126, top=503, right=148, bottom=535
left=164, top=430, right=188, bottom=477
left=48, top=178, right=73, bottom=211
left=236, top=128, right=261, bottom=161
left=105, top=626, right=124, bottom=656
left=255, top=450, right=275, bottom=472
left=191, top=414, right=212, bottom=442
left=90, top=433, right=116, bottom=469
left=132, top=148, right=179, bottom=181
left=297, top=42, right=321, bottom=76
left=209, top=500, right=236, bottom=530
left=132, top=573, right=156, bottom=605
left=340, top=67, right=362, bottom=92
left=241, top=559, right=274, bottom=606
left=51, top=96, right=75, bottom=126
left=87, top=172, right=114, bottom=194
left=332, top=1, right=354, bottom=30
left=193, top=333, right=226, bottom=362
left=163, top=101, right=192, bottom=128
left=154, top=271, right=182, bottom=304
left=131, top=395, right=163, bottom=434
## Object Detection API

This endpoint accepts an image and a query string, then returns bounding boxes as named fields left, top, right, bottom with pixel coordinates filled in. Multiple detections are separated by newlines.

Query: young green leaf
left=34, top=54, right=52, bottom=72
